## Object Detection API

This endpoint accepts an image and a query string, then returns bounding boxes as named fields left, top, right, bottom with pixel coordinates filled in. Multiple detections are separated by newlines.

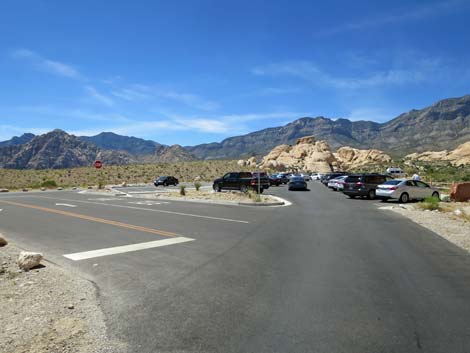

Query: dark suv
left=342, top=174, right=389, bottom=199
left=154, top=176, right=179, bottom=187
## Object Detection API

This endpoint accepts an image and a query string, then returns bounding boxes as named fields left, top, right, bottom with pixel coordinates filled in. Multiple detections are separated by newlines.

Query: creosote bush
left=40, top=180, right=57, bottom=188
left=179, top=185, right=186, bottom=196
left=419, top=196, right=441, bottom=211
left=194, top=182, right=201, bottom=191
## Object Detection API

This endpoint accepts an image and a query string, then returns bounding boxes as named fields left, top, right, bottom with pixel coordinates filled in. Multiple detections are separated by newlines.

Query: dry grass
left=0, top=161, right=254, bottom=190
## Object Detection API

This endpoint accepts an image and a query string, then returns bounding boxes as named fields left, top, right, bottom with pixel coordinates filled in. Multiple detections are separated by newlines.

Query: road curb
left=238, top=201, right=285, bottom=206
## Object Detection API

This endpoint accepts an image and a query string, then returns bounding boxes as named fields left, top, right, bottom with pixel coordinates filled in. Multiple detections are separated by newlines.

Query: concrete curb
left=238, top=201, right=285, bottom=206
left=125, top=194, right=287, bottom=207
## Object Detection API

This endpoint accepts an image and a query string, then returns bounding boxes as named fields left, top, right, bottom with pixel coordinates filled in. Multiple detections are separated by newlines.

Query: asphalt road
left=1, top=183, right=470, bottom=353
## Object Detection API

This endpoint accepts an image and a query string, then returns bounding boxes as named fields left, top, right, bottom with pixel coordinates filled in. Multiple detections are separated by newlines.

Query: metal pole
left=258, top=165, right=260, bottom=194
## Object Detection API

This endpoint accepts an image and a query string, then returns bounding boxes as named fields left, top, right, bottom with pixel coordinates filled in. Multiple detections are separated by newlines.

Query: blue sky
left=1, top=0, right=469, bottom=145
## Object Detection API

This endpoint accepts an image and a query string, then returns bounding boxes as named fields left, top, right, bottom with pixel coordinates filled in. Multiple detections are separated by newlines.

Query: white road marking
left=63, top=237, right=194, bottom=261
left=88, top=197, right=122, bottom=201
left=55, top=203, right=77, bottom=207
left=33, top=196, right=250, bottom=223
left=128, top=201, right=169, bottom=206
left=0, top=209, right=2, bottom=212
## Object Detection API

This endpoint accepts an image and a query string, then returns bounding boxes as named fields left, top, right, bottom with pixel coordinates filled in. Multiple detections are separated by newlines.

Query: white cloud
left=316, top=0, right=469, bottom=37
left=345, top=108, right=397, bottom=123
left=85, top=86, right=114, bottom=107
left=252, top=55, right=445, bottom=89
left=111, top=84, right=220, bottom=111
left=11, top=48, right=81, bottom=79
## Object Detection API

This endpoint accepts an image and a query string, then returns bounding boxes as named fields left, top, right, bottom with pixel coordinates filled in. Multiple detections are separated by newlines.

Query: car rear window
left=345, top=176, right=360, bottom=183
left=382, top=180, right=401, bottom=185
left=291, top=177, right=304, bottom=182
left=240, top=172, right=252, bottom=178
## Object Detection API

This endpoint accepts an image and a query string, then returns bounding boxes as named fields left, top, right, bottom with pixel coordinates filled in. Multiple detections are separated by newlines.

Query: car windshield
left=382, top=180, right=402, bottom=185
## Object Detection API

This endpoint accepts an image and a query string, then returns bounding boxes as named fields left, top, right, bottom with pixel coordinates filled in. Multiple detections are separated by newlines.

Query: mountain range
left=0, top=95, right=469, bottom=169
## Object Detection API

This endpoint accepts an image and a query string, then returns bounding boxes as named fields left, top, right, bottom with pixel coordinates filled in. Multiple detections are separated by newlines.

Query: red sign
left=94, top=160, right=103, bottom=169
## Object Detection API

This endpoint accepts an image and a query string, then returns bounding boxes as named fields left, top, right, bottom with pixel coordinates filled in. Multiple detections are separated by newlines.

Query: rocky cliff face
left=186, top=95, right=470, bottom=159
left=0, top=130, right=196, bottom=169
left=405, top=141, right=470, bottom=166
left=334, top=147, right=392, bottom=170
left=81, top=132, right=196, bottom=163
left=259, top=136, right=338, bottom=173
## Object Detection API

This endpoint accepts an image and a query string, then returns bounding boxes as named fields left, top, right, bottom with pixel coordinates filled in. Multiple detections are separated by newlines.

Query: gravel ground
left=382, top=203, right=470, bottom=252
left=0, top=242, right=127, bottom=353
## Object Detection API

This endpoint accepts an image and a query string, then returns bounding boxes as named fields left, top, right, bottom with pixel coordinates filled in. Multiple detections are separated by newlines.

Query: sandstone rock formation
left=246, top=157, right=257, bottom=167
left=0, top=233, right=7, bottom=247
left=260, top=136, right=337, bottom=173
left=334, top=146, right=392, bottom=170
left=405, top=141, right=470, bottom=166
left=450, top=182, right=470, bottom=202
left=17, top=251, right=43, bottom=271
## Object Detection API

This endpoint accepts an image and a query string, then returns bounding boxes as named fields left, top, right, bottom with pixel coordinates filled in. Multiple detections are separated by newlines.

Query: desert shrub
left=179, top=185, right=186, bottom=196
left=40, top=180, right=57, bottom=188
left=419, top=196, right=441, bottom=211
left=194, top=182, right=201, bottom=191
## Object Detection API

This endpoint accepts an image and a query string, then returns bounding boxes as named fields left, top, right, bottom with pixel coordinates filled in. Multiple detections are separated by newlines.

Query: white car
left=386, top=167, right=406, bottom=178
left=327, top=175, right=348, bottom=191
left=376, top=179, right=440, bottom=203
left=300, top=173, right=311, bottom=181
left=310, top=173, right=322, bottom=180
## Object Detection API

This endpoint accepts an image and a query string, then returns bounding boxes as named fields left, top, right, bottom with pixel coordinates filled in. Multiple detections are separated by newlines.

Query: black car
left=321, top=172, right=347, bottom=186
left=269, top=174, right=282, bottom=186
left=342, top=174, right=389, bottom=199
left=288, top=176, right=308, bottom=191
left=154, top=176, right=179, bottom=187
left=213, top=172, right=270, bottom=193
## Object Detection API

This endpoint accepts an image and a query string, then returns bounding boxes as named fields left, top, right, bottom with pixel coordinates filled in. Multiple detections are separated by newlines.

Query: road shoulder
left=1, top=241, right=126, bottom=353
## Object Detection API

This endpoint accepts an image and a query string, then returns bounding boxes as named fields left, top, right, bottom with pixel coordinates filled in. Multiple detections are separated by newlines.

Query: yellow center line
left=0, top=200, right=179, bottom=237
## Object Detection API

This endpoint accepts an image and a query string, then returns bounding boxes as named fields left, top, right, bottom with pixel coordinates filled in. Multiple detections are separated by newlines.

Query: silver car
left=376, top=179, right=440, bottom=203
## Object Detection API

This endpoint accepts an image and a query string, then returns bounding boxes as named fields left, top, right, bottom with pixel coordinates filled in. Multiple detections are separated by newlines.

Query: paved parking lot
left=2, top=182, right=470, bottom=353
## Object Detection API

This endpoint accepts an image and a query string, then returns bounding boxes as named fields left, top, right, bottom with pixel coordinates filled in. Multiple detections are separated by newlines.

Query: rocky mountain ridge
left=1, top=94, right=469, bottom=169
left=0, top=130, right=195, bottom=169
left=187, top=95, right=470, bottom=159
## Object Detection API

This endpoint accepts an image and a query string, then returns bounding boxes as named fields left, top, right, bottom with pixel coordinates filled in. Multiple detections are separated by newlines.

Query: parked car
left=386, top=167, right=406, bottom=178
left=376, top=179, right=440, bottom=203
left=288, top=176, right=308, bottom=191
left=342, top=174, right=389, bottom=199
left=328, top=175, right=348, bottom=191
left=299, top=173, right=311, bottom=181
left=154, top=176, right=179, bottom=187
left=213, top=172, right=270, bottom=193
left=269, top=174, right=282, bottom=186
left=276, top=173, right=290, bottom=184
left=321, top=172, right=347, bottom=186
left=310, top=173, right=322, bottom=181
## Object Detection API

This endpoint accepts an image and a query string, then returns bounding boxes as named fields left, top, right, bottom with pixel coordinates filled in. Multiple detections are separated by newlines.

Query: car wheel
left=348, top=195, right=356, bottom=199
left=381, top=198, right=388, bottom=202
left=432, top=191, right=440, bottom=199
left=240, top=185, right=248, bottom=193
left=399, top=193, right=409, bottom=203
left=367, top=189, right=376, bottom=200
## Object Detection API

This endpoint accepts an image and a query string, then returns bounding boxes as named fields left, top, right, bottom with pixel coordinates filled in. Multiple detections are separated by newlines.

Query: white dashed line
left=63, top=237, right=195, bottom=261
left=34, top=196, right=250, bottom=224
left=55, top=203, right=77, bottom=207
